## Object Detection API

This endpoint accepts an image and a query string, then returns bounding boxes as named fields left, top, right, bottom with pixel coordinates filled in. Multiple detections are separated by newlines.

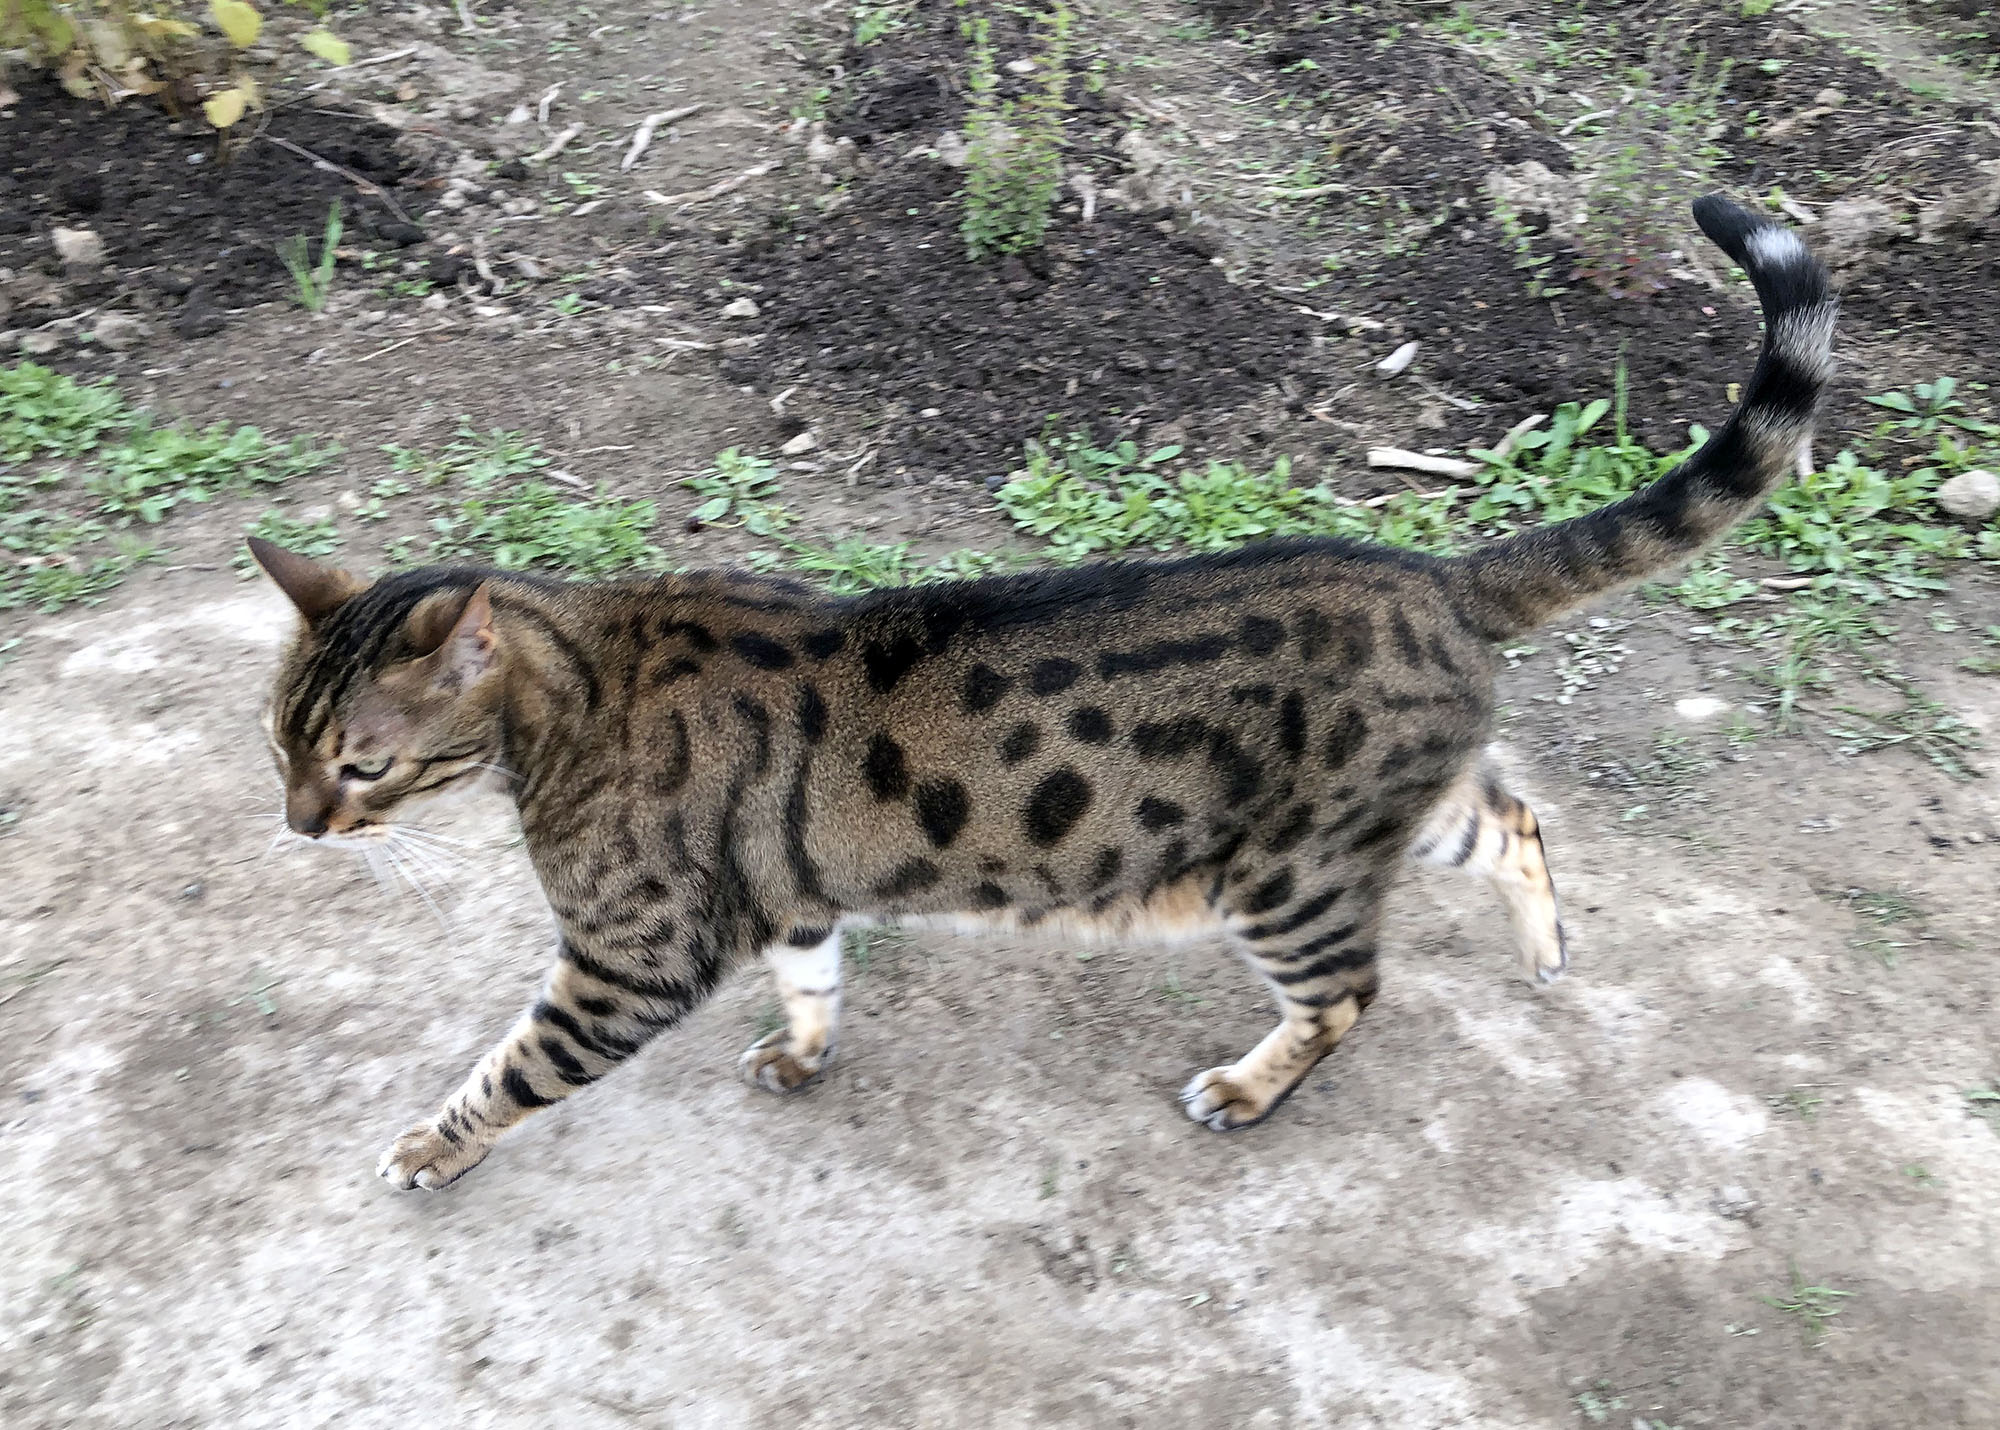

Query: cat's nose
left=286, top=791, right=332, bottom=837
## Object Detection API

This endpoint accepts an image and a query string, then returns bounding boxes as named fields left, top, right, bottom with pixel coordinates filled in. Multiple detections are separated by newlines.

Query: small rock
left=1815, top=196, right=1901, bottom=271
left=175, top=299, right=226, bottom=340
left=51, top=226, right=105, bottom=266
left=438, top=189, right=470, bottom=211
left=427, top=252, right=467, bottom=286
left=90, top=314, right=147, bottom=351
left=779, top=431, right=817, bottom=456
left=1376, top=341, right=1420, bottom=377
left=17, top=330, right=61, bottom=356
left=150, top=269, right=194, bottom=297
left=1814, top=86, right=1848, bottom=108
left=495, top=158, right=529, bottom=181
left=1675, top=696, right=1728, bottom=721
left=1005, top=58, right=1036, bottom=75
left=1918, top=159, right=2000, bottom=244
left=934, top=129, right=968, bottom=169
left=374, top=220, right=426, bottom=247
left=721, top=296, right=760, bottom=319
left=59, top=174, right=104, bottom=214
left=1936, top=468, right=1999, bottom=523
left=500, top=198, right=537, bottom=217
left=511, top=255, right=544, bottom=281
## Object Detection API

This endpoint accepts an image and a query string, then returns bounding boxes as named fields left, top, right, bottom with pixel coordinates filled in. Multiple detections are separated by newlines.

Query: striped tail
left=1448, top=196, right=1838, bottom=641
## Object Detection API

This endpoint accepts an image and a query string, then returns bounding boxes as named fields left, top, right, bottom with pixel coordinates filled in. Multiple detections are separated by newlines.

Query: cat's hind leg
left=739, top=925, right=843, bottom=1093
left=1182, top=883, right=1386, bottom=1132
left=1413, top=763, right=1567, bottom=983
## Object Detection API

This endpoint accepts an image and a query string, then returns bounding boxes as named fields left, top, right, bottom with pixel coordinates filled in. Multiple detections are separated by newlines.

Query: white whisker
left=381, top=842, right=452, bottom=932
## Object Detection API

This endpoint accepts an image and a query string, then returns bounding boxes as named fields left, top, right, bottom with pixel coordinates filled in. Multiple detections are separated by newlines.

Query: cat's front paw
left=377, top=1119, right=491, bottom=1191
left=737, top=1030, right=828, bottom=1094
left=1179, top=1067, right=1280, bottom=1132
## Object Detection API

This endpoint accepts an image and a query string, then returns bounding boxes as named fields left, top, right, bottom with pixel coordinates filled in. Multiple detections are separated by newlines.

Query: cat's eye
left=343, top=756, right=394, bottom=782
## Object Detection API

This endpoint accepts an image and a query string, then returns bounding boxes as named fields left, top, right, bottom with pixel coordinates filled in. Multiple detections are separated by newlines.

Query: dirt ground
left=4, top=1, right=2000, bottom=1427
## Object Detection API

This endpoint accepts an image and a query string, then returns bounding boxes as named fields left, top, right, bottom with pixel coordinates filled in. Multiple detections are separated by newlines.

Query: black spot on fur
left=1068, top=706, right=1114, bottom=744
left=1322, top=709, right=1368, bottom=770
left=1294, top=609, right=1331, bottom=662
left=972, top=881, right=1009, bottom=909
left=1029, top=657, right=1081, bottom=695
left=964, top=663, right=1012, bottom=714
left=1277, top=690, right=1307, bottom=760
left=1230, top=684, right=1276, bottom=707
left=1240, top=867, right=1295, bottom=916
left=863, top=634, right=927, bottom=693
left=649, top=656, right=702, bottom=688
left=863, top=733, right=910, bottom=800
left=1088, top=846, right=1124, bottom=890
left=1263, top=801, right=1313, bottom=854
left=801, top=628, right=846, bottom=660
left=797, top=684, right=828, bottom=744
left=731, top=632, right=794, bottom=670
left=1024, top=767, right=1093, bottom=847
left=1332, top=613, right=1373, bottom=669
left=1390, top=611, right=1424, bottom=667
left=1132, top=715, right=1209, bottom=759
left=1098, top=633, right=1232, bottom=679
left=874, top=858, right=941, bottom=899
left=1207, top=728, right=1263, bottom=807
left=1240, top=615, right=1285, bottom=656
left=1137, top=796, right=1186, bottom=831
left=913, top=779, right=972, bottom=849
left=1000, top=721, right=1041, bottom=765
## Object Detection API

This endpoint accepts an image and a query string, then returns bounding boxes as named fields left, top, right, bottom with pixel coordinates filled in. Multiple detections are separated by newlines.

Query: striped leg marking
left=1413, top=767, right=1568, bottom=983
left=378, top=949, right=682, bottom=1190
left=739, top=927, right=843, bottom=1094
left=1188, top=890, right=1384, bottom=1132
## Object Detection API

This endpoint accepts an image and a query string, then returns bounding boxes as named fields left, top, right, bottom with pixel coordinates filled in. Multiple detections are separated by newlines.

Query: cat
left=250, top=196, right=1834, bottom=1190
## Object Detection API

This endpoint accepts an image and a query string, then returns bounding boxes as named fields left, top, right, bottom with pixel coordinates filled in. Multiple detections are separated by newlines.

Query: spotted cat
left=251, top=197, right=1834, bottom=1189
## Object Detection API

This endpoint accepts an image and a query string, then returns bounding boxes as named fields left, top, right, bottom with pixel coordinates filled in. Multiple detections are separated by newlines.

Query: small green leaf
left=210, top=0, right=261, bottom=49
left=300, top=28, right=351, bottom=66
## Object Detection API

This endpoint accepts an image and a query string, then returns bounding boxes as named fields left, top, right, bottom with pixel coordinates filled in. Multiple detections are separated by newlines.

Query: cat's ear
left=428, top=583, right=498, bottom=692
left=247, top=536, right=364, bottom=623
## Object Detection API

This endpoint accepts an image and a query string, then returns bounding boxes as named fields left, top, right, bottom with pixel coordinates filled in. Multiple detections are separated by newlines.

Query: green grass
left=429, top=482, right=663, bottom=578
left=1760, top=1262, right=1853, bottom=1347
left=277, top=201, right=343, bottom=314
left=1, top=362, right=339, bottom=612
left=1965, top=1084, right=2000, bottom=1133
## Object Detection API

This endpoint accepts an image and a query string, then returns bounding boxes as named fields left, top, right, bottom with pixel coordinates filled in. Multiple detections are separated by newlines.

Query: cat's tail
left=1445, top=196, right=1837, bottom=642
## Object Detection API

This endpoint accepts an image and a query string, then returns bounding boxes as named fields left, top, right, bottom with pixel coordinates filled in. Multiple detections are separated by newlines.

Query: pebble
left=1674, top=696, right=1728, bottom=721
left=90, top=314, right=147, bottom=351
left=1375, top=341, right=1419, bottom=377
left=51, top=226, right=105, bottom=266
left=17, top=330, right=61, bottom=355
left=779, top=431, right=818, bottom=456
left=721, top=296, right=760, bottom=319
left=1935, top=469, right=1998, bottom=523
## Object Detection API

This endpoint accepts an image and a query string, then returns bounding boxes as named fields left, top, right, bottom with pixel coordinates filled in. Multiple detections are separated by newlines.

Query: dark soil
left=0, top=77, right=431, bottom=340
left=725, top=162, right=1325, bottom=475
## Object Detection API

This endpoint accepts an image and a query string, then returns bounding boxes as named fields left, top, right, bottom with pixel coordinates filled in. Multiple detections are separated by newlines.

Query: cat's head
left=250, top=538, right=507, bottom=838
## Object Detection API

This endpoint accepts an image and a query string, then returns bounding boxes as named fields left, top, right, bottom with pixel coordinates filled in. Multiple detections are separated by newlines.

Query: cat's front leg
left=378, top=939, right=704, bottom=1190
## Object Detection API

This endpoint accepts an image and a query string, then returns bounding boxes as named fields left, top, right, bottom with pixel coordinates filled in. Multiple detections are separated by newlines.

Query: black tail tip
left=1691, top=195, right=1778, bottom=267
left=1692, top=194, right=1832, bottom=309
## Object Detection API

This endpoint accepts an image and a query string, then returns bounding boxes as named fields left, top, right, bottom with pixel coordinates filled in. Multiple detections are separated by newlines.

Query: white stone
left=1376, top=341, right=1419, bottom=377
left=1936, top=469, right=1998, bottom=523
left=90, top=314, right=147, bottom=351
left=51, top=226, right=105, bottom=266
left=721, top=296, right=760, bottom=319
left=780, top=431, right=817, bottom=456
left=1675, top=696, right=1728, bottom=721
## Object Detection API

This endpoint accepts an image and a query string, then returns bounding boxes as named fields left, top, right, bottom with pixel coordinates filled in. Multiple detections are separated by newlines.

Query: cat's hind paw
left=738, top=1031, right=828, bottom=1094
